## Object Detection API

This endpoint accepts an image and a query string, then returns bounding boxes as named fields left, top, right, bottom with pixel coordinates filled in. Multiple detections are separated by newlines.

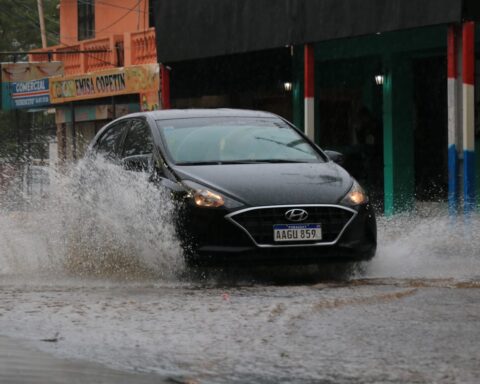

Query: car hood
left=173, top=162, right=353, bottom=207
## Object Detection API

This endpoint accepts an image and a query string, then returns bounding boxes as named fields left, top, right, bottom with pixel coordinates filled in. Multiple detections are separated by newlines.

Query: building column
left=292, top=46, right=304, bottom=130
left=448, top=22, right=477, bottom=215
left=447, top=25, right=461, bottom=215
left=382, top=55, right=415, bottom=216
left=160, top=64, right=171, bottom=109
left=304, top=44, right=315, bottom=141
left=462, top=21, right=476, bottom=214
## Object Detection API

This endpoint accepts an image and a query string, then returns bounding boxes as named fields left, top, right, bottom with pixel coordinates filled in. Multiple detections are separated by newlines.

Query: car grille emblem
left=285, top=209, right=309, bottom=222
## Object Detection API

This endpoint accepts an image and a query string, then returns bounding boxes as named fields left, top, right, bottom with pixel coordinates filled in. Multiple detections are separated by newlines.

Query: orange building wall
left=60, top=0, right=78, bottom=45
left=60, top=0, right=149, bottom=45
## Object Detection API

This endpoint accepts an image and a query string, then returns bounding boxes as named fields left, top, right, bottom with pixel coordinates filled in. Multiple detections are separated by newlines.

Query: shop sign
left=1, top=62, right=63, bottom=110
left=50, top=64, right=160, bottom=104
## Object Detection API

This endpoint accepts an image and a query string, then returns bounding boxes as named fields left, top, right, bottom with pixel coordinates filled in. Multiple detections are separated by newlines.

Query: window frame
left=93, top=119, right=131, bottom=160
left=78, top=0, right=95, bottom=41
left=120, top=118, right=155, bottom=160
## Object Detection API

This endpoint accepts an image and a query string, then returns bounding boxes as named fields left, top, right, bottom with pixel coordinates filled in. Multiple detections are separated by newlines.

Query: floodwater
left=0, top=160, right=479, bottom=383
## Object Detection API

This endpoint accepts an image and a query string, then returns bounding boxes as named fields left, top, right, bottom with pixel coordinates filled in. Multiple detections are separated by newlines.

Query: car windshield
left=156, top=117, right=324, bottom=165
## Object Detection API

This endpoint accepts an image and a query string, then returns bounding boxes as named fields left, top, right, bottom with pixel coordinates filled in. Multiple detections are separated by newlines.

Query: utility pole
left=37, top=0, right=48, bottom=48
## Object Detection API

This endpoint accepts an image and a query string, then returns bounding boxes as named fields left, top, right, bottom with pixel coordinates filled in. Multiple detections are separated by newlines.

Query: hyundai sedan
left=88, top=109, right=376, bottom=265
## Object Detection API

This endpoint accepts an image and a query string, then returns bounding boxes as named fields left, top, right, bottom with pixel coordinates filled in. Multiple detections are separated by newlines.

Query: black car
left=88, top=109, right=376, bottom=265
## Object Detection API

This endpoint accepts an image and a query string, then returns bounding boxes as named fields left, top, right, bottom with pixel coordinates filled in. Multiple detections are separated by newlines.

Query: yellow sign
left=50, top=64, right=159, bottom=104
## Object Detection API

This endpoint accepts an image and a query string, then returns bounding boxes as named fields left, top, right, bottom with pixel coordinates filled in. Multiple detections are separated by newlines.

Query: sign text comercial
left=1, top=62, right=64, bottom=110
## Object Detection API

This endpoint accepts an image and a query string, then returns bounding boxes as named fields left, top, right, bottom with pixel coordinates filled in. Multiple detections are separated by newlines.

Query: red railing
left=55, top=44, right=83, bottom=74
left=127, top=28, right=157, bottom=66
left=28, top=29, right=157, bottom=76
left=83, top=35, right=123, bottom=72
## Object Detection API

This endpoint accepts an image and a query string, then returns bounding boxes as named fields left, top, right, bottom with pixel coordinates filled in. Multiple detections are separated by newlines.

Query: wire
left=15, top=0, right=59, bottom=25
left=95, top=0, right=143, bottom=34
left=6, top=3, right=116, bottom=68
left=76, top=0, right=147, bottom=14
left=6, top=0, right=152, bottom=68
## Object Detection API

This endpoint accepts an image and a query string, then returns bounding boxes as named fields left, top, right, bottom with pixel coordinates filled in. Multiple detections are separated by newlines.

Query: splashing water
left=0, top=158, right=184, bottom=280
left=366, top=209, right=480, bottom=280
left=1, top=158, right=479, bottom=282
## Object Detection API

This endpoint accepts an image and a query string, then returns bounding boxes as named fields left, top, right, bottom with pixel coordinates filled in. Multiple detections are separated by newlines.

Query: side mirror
left=122, top=154, right=152, bottom=172
left=324, top=150, right=345, bottom=166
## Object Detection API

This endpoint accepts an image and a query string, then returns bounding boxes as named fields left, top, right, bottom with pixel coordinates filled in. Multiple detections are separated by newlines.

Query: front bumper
left=179, top=203, right=376, bottom=265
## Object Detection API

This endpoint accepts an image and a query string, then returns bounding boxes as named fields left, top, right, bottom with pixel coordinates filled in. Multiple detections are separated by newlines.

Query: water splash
left=0, top=158, right=184, bottom=279
left=366, top=209, right=480, bottom=279
left=1, top=157, right=479, bottom=282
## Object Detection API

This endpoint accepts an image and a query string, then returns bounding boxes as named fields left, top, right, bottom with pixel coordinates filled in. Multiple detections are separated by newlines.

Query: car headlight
left=182, top=180, right=243, bottom=209
left=193, top=189, right=224, bottom=207
left=340, top=179, right=368, bottom=206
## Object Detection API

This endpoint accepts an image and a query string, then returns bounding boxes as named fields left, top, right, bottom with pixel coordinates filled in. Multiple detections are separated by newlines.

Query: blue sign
left=8, top=78, right=50, bottom=109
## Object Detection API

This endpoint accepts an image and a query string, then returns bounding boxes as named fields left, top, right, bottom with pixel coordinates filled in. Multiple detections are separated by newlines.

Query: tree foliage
left=0, top=0, right=59, bottom=159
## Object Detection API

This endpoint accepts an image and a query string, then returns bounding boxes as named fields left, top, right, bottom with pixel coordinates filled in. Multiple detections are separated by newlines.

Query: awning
left=154, top=0, right=479, bottom=63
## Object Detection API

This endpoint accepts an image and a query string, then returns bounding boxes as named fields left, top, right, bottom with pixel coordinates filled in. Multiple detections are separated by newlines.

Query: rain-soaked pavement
left=0, top=161, right=479, bottom=383
left=0, top=273, right=479, bottom=383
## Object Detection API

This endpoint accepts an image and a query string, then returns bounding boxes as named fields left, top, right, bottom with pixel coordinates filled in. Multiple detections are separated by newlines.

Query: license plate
left=273, top=224, right=322, bottom=242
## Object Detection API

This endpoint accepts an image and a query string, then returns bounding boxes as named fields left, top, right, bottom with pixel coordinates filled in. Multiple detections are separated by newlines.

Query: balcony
left=28, top=28, right=157, bottom=76
left=126, top=28, right=158, bottom=65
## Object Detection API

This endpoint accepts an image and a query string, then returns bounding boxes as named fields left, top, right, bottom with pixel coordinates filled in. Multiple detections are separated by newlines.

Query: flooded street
left=0, top=162, right=479, bottom=383
left=0, top=272, right=479, bottom=383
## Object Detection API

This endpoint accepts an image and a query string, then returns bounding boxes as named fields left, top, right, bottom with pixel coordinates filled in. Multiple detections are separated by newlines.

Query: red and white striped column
left=304, top=44, right=315, bottom=141
left=447, top=22, right=476, bottom=215
left=462, top=21, right=476, bottom=214
left=447, top=25, right=460, bottom=214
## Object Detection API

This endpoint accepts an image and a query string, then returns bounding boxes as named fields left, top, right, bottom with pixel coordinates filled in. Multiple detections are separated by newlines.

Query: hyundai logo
left=285, top=209, right=309, bottom=222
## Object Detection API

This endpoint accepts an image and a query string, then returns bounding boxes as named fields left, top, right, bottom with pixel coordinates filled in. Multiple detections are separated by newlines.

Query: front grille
left=228, top=206, right=355, bottom=246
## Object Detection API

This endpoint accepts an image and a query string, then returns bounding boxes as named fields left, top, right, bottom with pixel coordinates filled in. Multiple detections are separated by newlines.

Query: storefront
left=49, top=64, right=160, bottom=160
left=153, top=0, right=480, bottom=215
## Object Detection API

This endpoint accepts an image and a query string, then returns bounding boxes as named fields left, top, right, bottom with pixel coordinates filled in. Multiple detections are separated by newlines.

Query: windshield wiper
left=176, top=159, right=312, bottom=165
left=251, top=159, right=312, bottom=163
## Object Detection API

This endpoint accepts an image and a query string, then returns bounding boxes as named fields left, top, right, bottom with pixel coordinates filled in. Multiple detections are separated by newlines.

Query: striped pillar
left=462, top=21, right=476, bottom=214
left=304, top=44, right=315, bottom=141
left=447, top=26, right=460, bottom=215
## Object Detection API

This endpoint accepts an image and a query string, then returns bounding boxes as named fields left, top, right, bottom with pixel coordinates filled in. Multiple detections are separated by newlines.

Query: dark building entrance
left=168, top=49, right=293, bottom=121
left=413, top=56, right=448, bottom=201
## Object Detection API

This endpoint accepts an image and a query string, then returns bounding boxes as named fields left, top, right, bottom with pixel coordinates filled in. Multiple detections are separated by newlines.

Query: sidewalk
left=0, top=336, right=164, bottom=384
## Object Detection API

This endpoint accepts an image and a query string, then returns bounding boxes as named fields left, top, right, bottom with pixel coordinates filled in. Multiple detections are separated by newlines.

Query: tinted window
left=95, top=121, right=129, bottom=159
left=122, top=120, right=154, bottom=158
left=157, top=117, right=323, bottom=164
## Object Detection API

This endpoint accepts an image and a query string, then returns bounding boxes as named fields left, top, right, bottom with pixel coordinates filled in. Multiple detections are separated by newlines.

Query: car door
left=120, top=118, right=155, bottom=172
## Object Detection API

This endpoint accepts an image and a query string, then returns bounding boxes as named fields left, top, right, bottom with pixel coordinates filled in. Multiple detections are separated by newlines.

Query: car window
left=122, top=119, right=154, bottom=158
left=95, top=120, right=130, bottom=159
left=156, top=117, right=323, bottom=164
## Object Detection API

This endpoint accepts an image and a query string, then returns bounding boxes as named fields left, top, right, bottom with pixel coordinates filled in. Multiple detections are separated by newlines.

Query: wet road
left=0, top=335, right=164, bottom=384
left=0, top=274, right=479, bottom=384
left=1, top=162, right=479, bottom=383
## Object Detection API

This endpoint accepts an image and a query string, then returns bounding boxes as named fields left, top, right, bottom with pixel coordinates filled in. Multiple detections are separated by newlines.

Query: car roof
left=130, top=108, right=279, bottom=120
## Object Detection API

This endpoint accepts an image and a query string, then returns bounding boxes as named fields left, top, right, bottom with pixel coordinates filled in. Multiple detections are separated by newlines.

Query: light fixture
left=284, top=82, right=293, bottom=92
left=374, top=74, right=384, bottom=86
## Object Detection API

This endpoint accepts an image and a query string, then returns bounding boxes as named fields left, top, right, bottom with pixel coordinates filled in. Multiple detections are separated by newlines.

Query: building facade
left=153, top=0, right=480, bottom=215
left=30, top=0, right=165, bottom=161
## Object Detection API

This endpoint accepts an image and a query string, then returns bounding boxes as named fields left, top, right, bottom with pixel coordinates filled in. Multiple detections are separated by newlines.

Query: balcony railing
left=28, top=29, right=157, bottom=76
left=126, top=28, right=157, bottom=66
